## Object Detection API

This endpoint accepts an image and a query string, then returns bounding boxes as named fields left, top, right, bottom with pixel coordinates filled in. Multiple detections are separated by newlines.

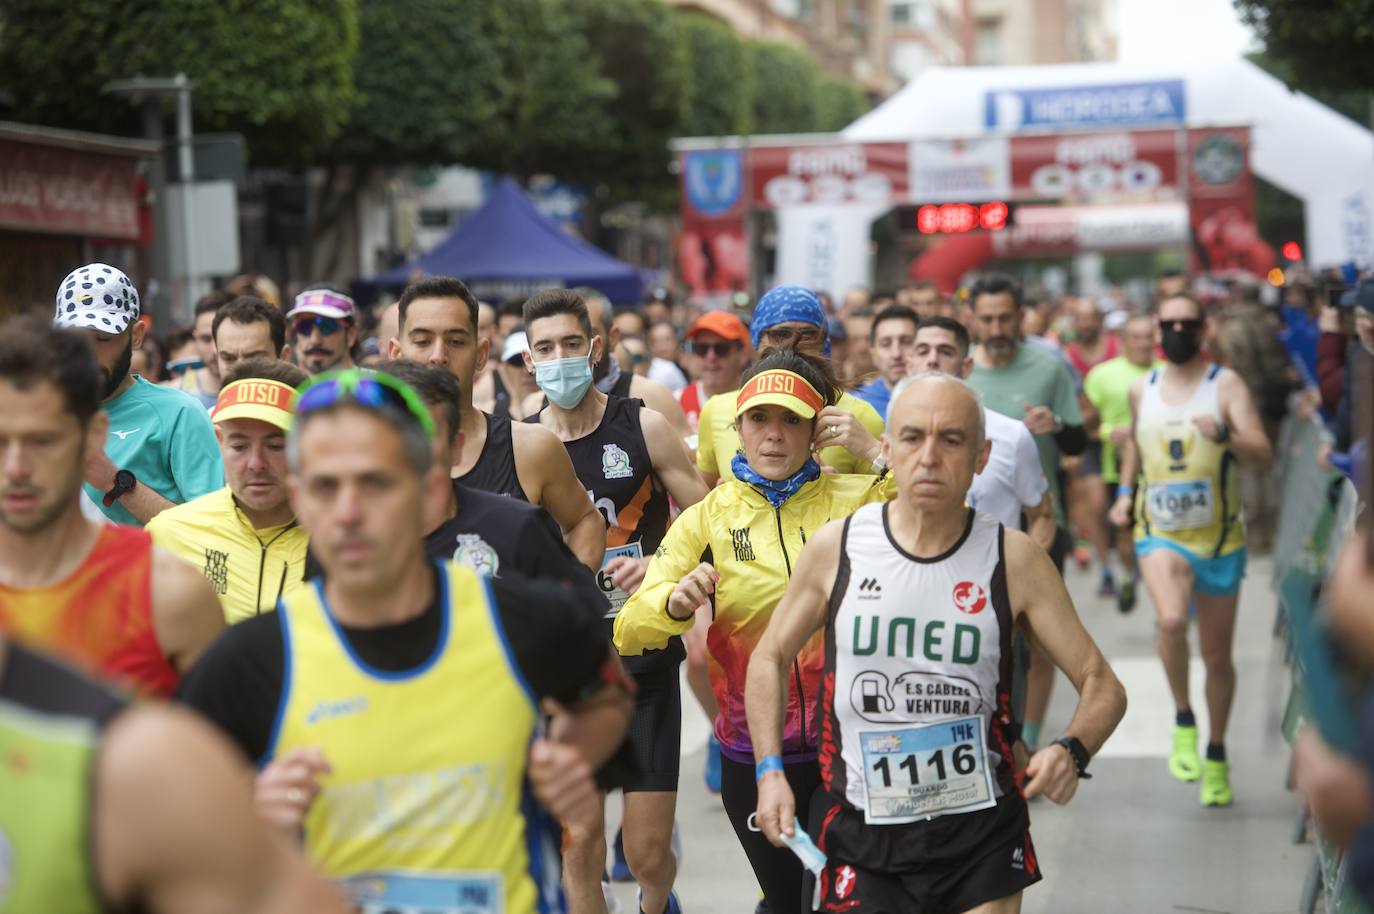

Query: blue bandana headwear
left=731, top=451, right=822, bottom=508
left=751, top=285, right=829, bottom=356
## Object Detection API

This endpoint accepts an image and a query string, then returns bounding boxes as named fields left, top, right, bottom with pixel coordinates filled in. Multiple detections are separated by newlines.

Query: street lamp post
left=104, top=73, right=200, bottom=324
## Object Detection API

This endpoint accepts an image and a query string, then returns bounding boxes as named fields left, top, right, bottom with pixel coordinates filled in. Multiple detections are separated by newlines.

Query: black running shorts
left=812, top=793, right=1041, bottom=914
left=623, top=664, right=682, bottom=792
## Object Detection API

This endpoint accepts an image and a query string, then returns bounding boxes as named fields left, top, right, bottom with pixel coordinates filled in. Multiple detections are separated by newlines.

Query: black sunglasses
left=691, top=341, right=740, bottom=358
left=293, top=315, right=345, bottom=337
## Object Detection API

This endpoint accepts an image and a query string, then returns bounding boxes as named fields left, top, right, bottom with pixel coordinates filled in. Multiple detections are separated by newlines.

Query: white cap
left=501, top=331, right=529, bottom=365
left=286, top=288, right=356, bottom=321
left=54, top=263, right=140, bottom=334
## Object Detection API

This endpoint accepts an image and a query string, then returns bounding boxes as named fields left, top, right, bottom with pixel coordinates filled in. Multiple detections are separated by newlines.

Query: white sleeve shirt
left=967, top=409, right=1051, bottom=531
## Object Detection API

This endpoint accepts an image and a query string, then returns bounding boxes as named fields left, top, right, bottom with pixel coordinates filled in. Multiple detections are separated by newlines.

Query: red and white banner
left=992, top=202, right=1190, bottom=256
left=0, top=140, right=141, bottom=240
left=1009, top=129, right=1181, bottom=202
left=750, top=142, right=909, bottom=209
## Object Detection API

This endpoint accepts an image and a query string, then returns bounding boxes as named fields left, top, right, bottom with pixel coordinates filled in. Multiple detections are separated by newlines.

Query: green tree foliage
left=676, top=10, right=754, bottom=137
left=1234, top=0, right=1374, bottom=93
left=0, top=0, right=358, bottom=165
left=814, top=74, right=870, bottom=131
left=748, top=41, right=820, bottom=135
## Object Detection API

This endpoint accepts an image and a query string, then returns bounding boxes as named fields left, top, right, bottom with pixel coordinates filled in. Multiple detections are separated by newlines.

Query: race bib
left=859, top=715, right=996, bottom=823
left=339, top=871, right=502, bottom=914
left=1146, top=478, right=1215, bottom=532
left=597, top=542, right=643, bottom=619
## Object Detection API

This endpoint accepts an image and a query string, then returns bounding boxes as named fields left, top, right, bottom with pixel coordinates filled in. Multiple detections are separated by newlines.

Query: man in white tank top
left=1107, top=292, right=1273, bottom=807
left=745, top=373, right=1125, bottom=914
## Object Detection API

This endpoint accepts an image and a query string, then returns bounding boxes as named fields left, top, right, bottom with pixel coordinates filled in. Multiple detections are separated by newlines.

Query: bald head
left=888, top=372, right=985, bottom=447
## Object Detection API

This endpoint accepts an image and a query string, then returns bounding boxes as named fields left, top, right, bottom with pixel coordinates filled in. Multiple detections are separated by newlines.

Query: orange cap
left=687, top=310, right=750, bottom=345
left=213, top=379, right=295, bottom=430
left=735, top=369, right=825, bottom=419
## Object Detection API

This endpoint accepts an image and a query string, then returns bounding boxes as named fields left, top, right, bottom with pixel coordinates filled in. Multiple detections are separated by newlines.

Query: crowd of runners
left=2, top=258, right=1367, bottom=913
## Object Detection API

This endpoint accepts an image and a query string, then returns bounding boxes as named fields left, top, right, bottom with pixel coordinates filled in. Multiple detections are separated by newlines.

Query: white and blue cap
left=54, top=263, right=141, bottom=334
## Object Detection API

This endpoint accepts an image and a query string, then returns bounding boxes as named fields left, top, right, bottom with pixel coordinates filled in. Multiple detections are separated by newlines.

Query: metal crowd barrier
left=1272, top=413, right=1367, bottom=914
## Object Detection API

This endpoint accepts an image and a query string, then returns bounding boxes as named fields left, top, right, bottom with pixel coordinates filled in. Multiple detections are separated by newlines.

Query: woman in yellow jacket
left=614, top=349, right=895, bottom=914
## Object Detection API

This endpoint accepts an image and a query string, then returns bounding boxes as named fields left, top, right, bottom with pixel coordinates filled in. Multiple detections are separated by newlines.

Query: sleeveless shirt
left=823, top=505, right=1017, bottom=824
left=0, top=525, right=178, bottom=696
left=1132, top=365, right=1243, bottom=558
left=456, top=411, right=526, bottom=500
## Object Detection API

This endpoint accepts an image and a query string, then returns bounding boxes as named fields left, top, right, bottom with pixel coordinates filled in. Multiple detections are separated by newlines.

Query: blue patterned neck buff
left=731, top=451, right=822, bottom=508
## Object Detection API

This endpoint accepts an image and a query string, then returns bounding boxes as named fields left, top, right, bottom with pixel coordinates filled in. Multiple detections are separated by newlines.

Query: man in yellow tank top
left=1108, top=292, right=1274, bottom=807
left=178, top=368, right=633, bottom=914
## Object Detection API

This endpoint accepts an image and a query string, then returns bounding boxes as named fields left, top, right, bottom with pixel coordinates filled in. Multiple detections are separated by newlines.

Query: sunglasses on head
left=292, top=369, right=435, bottom=440
left=761, top=326, right=823, bottom=346
left=691, top=341, right=740, bottom=358
left=293, top=315, right=344, bottom=337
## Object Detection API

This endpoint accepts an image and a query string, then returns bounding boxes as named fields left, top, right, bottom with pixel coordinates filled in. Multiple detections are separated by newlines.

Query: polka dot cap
left=52, top=263, right=141, bottom=334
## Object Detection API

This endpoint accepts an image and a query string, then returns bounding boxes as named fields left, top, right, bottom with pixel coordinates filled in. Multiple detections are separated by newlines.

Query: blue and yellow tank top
left=1133, top=365, right=1244, bottom=558
left=270, top=562, right=561, bottom=914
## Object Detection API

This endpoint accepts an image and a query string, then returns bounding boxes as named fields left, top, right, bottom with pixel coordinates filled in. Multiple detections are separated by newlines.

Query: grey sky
left=1118, top=0, right=1257, bottom=65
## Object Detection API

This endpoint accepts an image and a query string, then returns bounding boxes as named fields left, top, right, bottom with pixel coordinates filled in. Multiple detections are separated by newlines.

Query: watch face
left=115, top=469, right=136, bottom=490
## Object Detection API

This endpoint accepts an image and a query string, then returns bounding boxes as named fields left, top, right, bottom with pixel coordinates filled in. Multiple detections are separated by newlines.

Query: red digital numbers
left=916, top=201, right=1010, bottom=235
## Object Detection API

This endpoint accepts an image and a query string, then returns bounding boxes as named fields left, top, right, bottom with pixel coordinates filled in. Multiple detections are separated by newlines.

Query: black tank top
left=455, top=412, right=526, bottom=500
left=490, top=371, right=511, bottom=421
left=610, top=367, right=634, bottom=399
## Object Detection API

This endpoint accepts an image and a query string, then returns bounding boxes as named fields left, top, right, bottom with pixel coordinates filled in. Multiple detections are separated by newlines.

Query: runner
left=697, top=285, right=886, bottom=485
left=913, top=317, right=1057, bottom=554
left=1084, top=315, right=1159, bottom=613
left=287, top=287, right=359, bottom=375
left=522, top=289, right=709, bottom=914
left=212, top=295, right=293, bottom=376
left=1065, top=297, right=1119, bottom=599
left=178, top=367, right=634, bottom=913
left=54, top=263, right=224, bottom=526
left=746, top=372, right=1125, bottom=914
left=147, top=359, right=310, bottom=624
left=0, top=635, right=348, bottom=913
left=388, top=275, right=606, bottom=570
left=0, top=315, right=225, bottom=694
left=1108, top=292, right=1273, bottom=806
left=614, top=349, right=897, bottom=914
left=366, top=359, right=601, bottom=597
left=854, top=304, right=919, bottom=421
left=965, top=273, right=1086, bottom=753
left=677, top=311, right=751, bottom=440
left=182, top=289, right=233, bottom=408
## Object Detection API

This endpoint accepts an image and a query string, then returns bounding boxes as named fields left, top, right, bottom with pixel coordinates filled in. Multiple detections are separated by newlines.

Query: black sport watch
left=1054, top=736, right=1093, bottom=779
left=103, top=469, right=137, bottom=507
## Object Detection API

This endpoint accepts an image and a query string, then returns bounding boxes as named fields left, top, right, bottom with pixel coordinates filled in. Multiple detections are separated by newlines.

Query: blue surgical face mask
left=535, top=354, right=594, bottom=409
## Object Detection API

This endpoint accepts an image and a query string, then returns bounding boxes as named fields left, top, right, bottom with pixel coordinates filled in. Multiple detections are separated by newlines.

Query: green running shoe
left=1116, top=577, right=1136, bottom=614
left=1169, top=724, right=1201, bottom=782
left=1201, top=759, right=1233, bottom=806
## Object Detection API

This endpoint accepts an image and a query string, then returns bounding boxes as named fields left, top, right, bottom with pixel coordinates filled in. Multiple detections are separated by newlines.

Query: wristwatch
left=1053, top=735, right=1093, bottom=779
left=102, top=469, right=137, bottom=507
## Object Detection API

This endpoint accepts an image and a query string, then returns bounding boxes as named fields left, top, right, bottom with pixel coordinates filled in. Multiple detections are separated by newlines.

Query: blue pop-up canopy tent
left=363, top=177, right=643, bottom=304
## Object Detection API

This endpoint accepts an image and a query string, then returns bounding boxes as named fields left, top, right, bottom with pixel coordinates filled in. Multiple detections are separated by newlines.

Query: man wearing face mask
left=1108, top=293, right=1273, bottom=807
left=523, top=289, right=708, bottom=914
left=54, top=264, right=224, bottom=526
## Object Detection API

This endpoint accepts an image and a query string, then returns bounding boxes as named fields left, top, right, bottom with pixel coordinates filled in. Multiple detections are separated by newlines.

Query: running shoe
left=1169, top=724, right=1201, bottom=782
left=1096, top=570, right=1115, bottom=598
left=611, top=827, right=632, bottom=882
left=1116, top=577, right=1136, bottom=614
left=1200, top=759, right=1233, bottom=806
left=704, top=735, right=722, bottom=794
left=637, top=889, right=682, bottom=914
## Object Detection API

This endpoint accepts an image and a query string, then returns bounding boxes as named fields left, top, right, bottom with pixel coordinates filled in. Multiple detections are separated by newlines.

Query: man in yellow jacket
left=148, top=359, right=309, bottom=623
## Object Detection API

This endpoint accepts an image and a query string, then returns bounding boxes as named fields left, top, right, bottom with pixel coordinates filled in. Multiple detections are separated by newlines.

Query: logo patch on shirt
left=111, top=428, right=141, bottom=440
left=1011, top=846, right=1025, bottom=870
left=602, top=443, right=633, bottom=479
left=452, top=534, right=499, bottom=577
left=858, top=578, right=882, bottom=599
left=305, top=696, right=369, bottom=725
left=203, top=548, right=229, bottom=594
left=834, top=864, right=857, bottom=900
left=953, top=581, right=987, bottom=614
left=730, top=526, right=755, bottom=562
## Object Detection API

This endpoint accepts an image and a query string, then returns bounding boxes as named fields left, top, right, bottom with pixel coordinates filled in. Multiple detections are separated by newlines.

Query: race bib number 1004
left=859, top=715, right=996, bottom=823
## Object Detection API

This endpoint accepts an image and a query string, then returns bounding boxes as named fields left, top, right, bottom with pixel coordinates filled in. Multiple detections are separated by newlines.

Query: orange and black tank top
left=0, top=525, right=177, bottom=696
